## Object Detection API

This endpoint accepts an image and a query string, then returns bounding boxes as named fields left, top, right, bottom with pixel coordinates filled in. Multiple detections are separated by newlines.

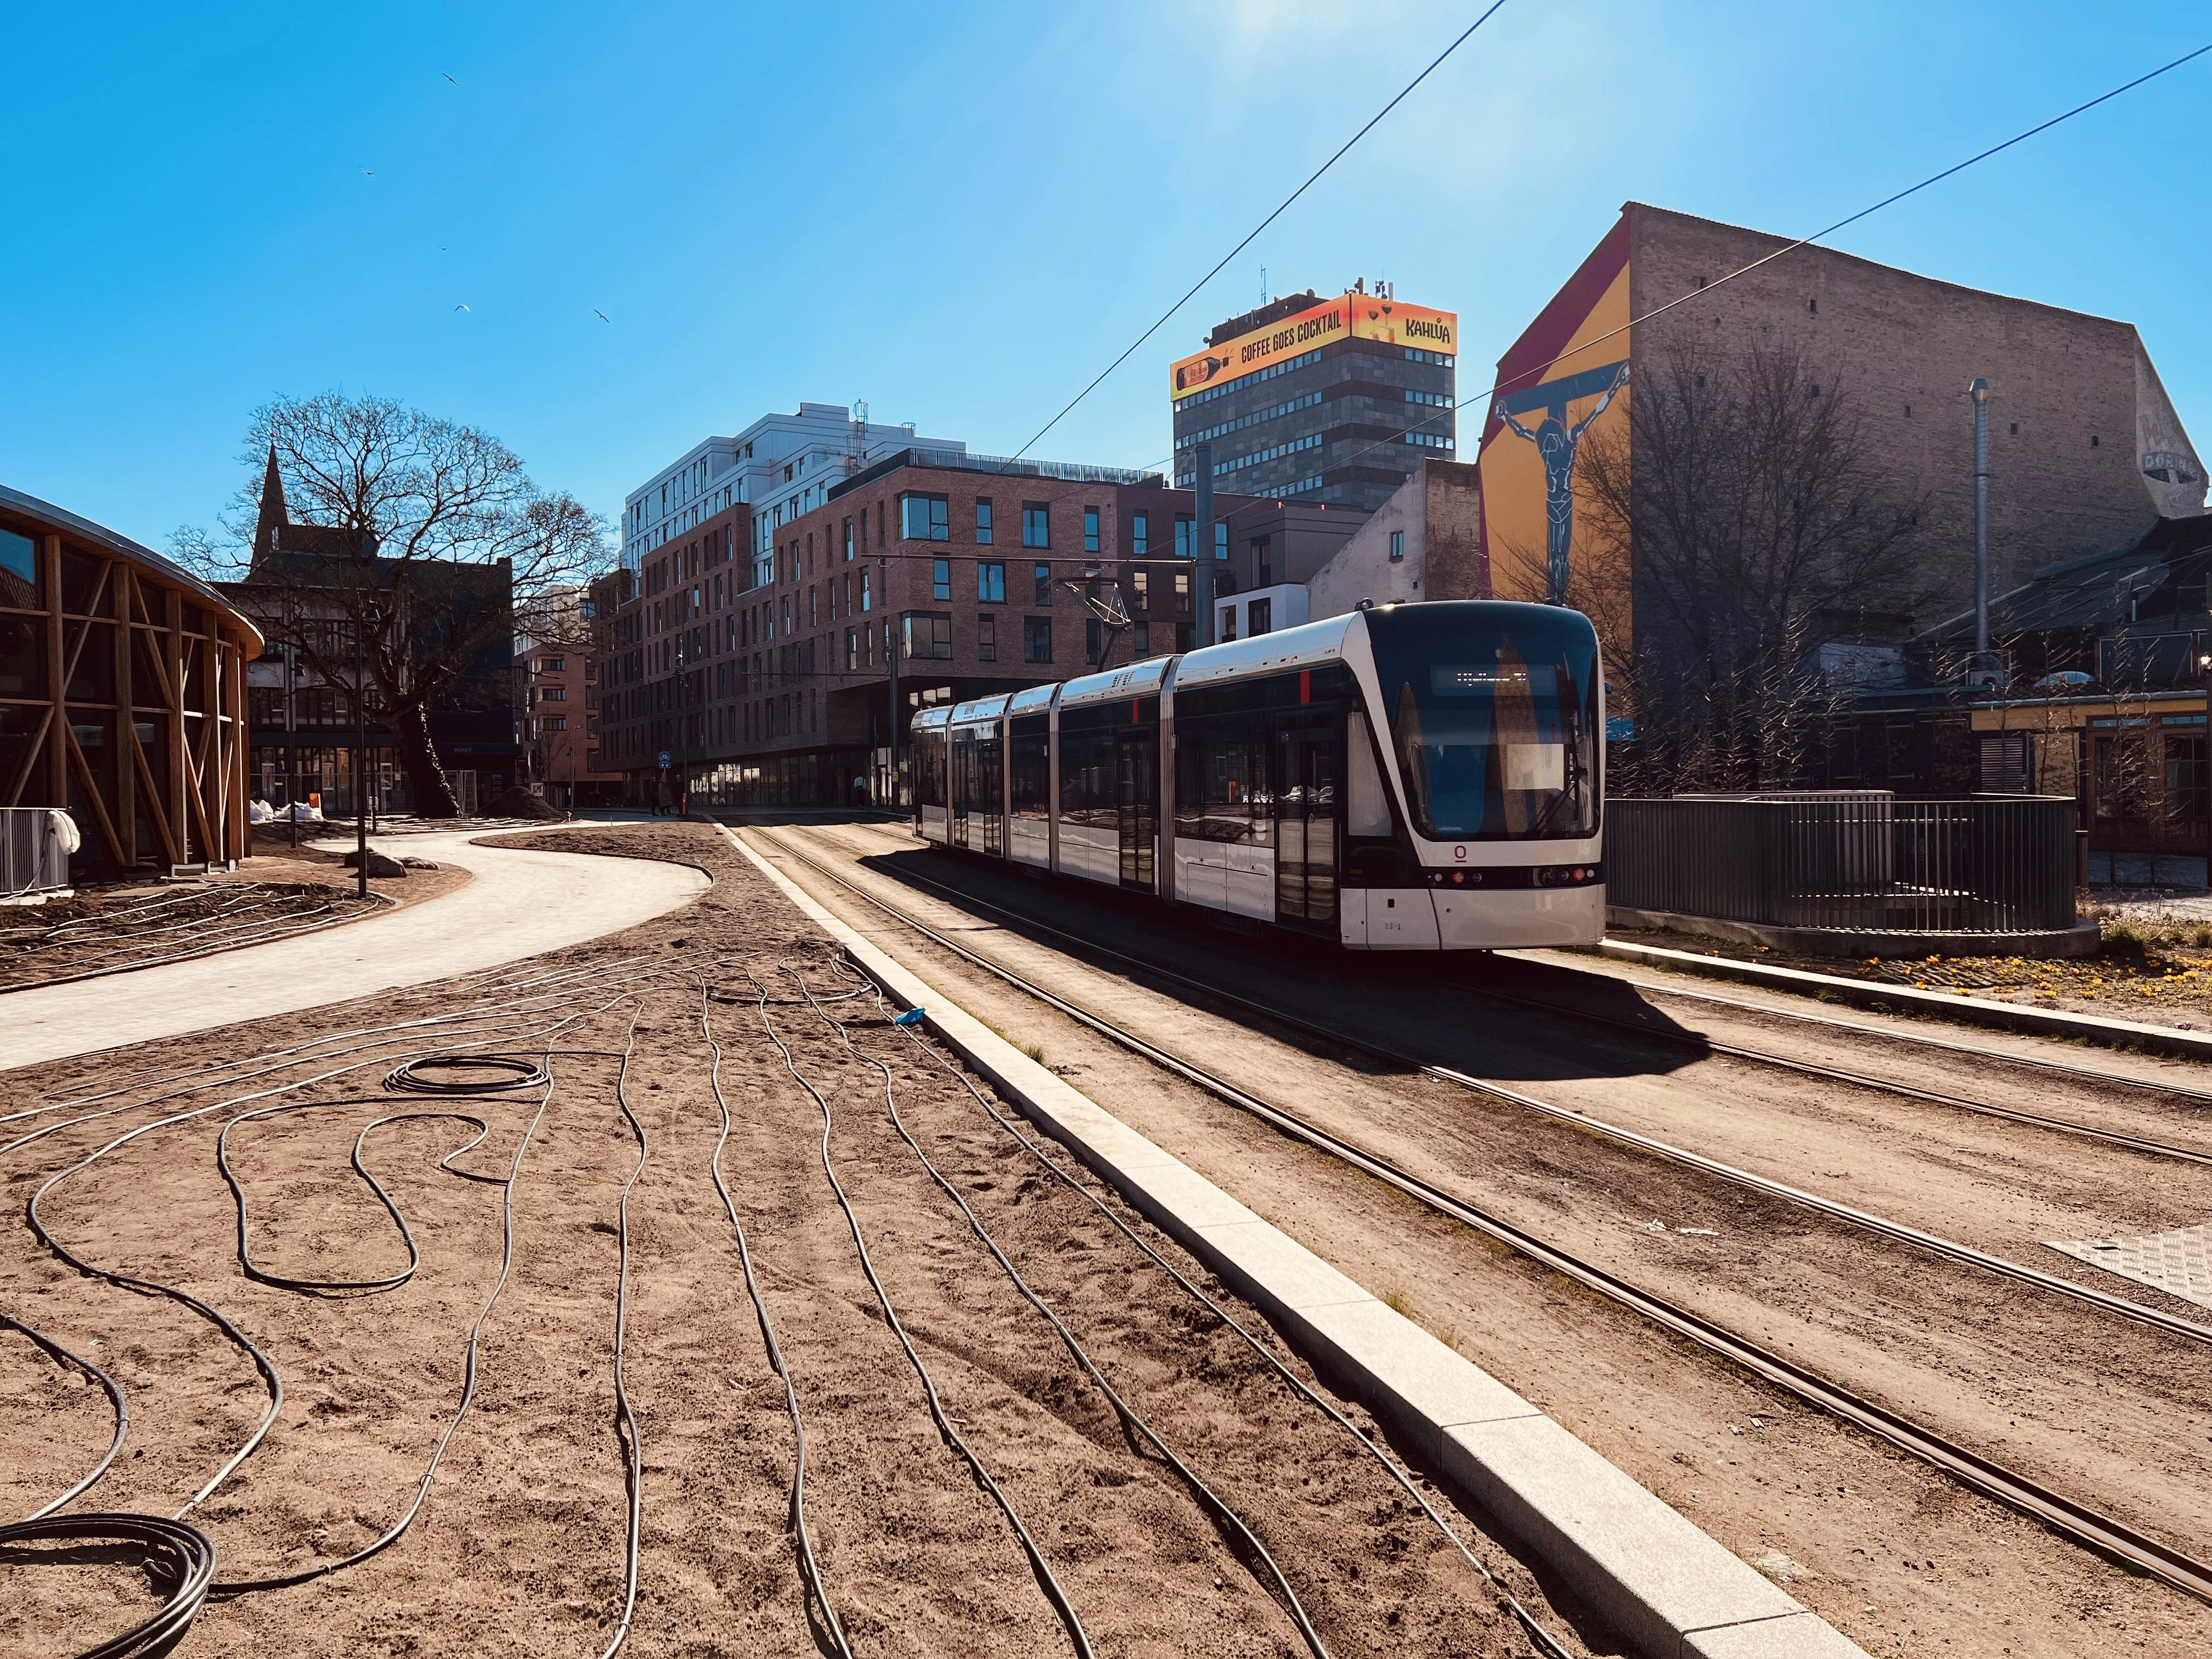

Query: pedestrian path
left=0, top=827, right=707, bottom=1073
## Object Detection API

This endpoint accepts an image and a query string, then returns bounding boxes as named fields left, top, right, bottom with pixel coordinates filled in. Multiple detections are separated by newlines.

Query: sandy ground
left=3, top=822, right=1585, bottom=1659
left=1607, top=920, right=2212, bottom=1031
left=757, top=815, right=2212, bottom=1659
left=0, top=843, right=469, bottom=992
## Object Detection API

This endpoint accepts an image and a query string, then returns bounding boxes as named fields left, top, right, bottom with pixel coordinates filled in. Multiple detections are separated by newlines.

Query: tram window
left=1011, top=718, right=1051, bottom=816
left=1368, top=607, right=1599, bottom=840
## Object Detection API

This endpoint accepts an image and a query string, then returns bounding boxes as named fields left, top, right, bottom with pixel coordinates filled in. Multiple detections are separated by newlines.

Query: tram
left=910, top=600, right=1603, bottom=950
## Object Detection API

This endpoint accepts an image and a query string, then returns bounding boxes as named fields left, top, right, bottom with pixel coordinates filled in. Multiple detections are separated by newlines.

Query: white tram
left=911, top=600, right=1603, bottom=950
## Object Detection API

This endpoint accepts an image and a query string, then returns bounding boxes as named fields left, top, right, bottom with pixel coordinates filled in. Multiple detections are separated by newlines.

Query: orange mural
left=1171, top=294, right=1458, bottom=400
left=1477, top=218, right=1632, bottom=628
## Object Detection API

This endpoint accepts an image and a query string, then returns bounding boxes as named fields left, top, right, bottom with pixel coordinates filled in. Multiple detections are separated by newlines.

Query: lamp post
left=1193, top=441, right=1216, bottom=647
left=882, top=552, right=899, bottom=814
left=353, top=594, right=369, bottom=899
left=1967, top=379, right=2001, bottom=690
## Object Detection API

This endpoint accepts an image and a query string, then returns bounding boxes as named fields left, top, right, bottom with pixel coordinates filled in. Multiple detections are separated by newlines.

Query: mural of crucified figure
left=1495, top=360, right=1629, bottom=603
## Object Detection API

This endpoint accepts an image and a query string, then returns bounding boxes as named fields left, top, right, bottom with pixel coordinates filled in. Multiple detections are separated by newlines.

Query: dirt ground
left=1608, top=919, right=2212, bottom=1030
left=2, top=821, right=1587, bottom=1659
left=757, top=816, right=2212, bottom=1659
left=0, top=843, right=466, bottom=991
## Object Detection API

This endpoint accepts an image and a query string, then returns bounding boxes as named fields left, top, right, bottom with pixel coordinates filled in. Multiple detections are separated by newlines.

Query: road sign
left=658, top=751, right=670, bottom=770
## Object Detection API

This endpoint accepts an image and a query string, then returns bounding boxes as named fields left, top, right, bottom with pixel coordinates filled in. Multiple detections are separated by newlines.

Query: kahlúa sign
left=1170, top=295, right=1458, bottom=400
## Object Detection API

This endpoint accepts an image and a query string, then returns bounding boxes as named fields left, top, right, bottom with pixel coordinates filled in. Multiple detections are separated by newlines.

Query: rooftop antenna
left=1260, top=265, right=1267, bottom=305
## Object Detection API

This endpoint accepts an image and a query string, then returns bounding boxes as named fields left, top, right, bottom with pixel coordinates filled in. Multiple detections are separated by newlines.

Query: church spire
left=250, top=444, right=287, bottom=573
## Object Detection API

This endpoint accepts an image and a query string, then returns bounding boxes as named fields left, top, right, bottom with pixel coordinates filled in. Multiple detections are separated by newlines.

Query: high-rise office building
left=1170, top=285, right=1458, bottom=512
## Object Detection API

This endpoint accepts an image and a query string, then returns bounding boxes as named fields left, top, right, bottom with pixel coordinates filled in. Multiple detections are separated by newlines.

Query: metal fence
left=2, top=808, right=74, bottom=899
left=1607, top=793, right=2078, bottom=934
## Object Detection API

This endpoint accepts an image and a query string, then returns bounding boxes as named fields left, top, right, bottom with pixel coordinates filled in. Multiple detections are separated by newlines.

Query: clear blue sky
left=3, top=2, right=2207, bottom=555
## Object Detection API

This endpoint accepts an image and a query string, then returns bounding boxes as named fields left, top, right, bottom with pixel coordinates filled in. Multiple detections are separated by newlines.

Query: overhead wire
left=1002, top=3, right=1510, bottom=467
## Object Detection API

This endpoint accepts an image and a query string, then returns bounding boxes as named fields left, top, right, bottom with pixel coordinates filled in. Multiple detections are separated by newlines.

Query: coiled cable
left=0, top=1513, right=215, bottom=1659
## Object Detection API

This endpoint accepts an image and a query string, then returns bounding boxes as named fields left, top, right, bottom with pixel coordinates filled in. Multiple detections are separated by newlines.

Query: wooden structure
left=1, top=484, right=261, bottom=877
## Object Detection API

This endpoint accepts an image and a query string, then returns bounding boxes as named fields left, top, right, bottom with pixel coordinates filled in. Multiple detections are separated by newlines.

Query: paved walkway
left=0, top=827, right=708, bottom=1073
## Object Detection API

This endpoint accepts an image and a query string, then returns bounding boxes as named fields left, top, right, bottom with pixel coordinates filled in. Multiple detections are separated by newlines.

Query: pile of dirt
left=488, top=786, right=567, bottom=821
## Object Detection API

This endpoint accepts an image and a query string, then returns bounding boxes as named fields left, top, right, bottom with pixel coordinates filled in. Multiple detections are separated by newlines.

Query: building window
left=901, top=493, right=950, bottom=541
left=1022, top=503, right=1051, bottom=548
left=1175, top=515, right=1194, bottom=558
left=1033, top=563, right=1052, bottom=605
left=1390, top=530, right=1405, bottom=563
left=1085, top=617, right=1103, bottom=664
left=1131, top=568, right=1148, bottom=608
left=1176, top=572, right=1190, bottom=614
left=977, top=561, right=1006, bottom=603
left=843, top=517, right=854, bottom=560
left=975, top=498, right=994, bottom=543
left=1249, top=597, right=1273, bottom=636
left=903, top=611, right=953, bottom=660
left=978, top=614, right=997, bottom=662
left=1132, top=511, right=1149, bottom=556
left=1134, top=620, right=1151, bottom=658
left=1084, top=506, right=1100, bottom=554
left=541, top=685, right=567, bottom=702
left=860, top=567, right=871, bottom=612
left=1024, top=616, right=1052, bottom=663
left=1215, top=522, right=1228, bottom=560
left=933, top=558, right=951, bottom=601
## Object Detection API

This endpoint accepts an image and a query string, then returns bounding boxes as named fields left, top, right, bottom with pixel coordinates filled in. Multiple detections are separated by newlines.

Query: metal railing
left=1607, top=792, right=2078, bottom=934
left=2, top=808, right=74, bottom=899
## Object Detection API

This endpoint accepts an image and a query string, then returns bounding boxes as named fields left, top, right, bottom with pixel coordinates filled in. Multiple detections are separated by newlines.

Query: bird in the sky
left=360, top=169, right=374, bottom=176
left=595, top=309, right=610, bottom=322
left=442, top=72, right=458, bottom=84
left=455, top=303, right=470, bottom=312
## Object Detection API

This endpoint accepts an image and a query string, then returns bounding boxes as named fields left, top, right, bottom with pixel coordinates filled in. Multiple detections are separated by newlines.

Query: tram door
left=949, top=730, right=972, bottom=850
left=1115, top=732, right=1156, bottom=891
left=978, top=728, right=1004, bottom=857
left=1275, top=719, right=1339, bottom=926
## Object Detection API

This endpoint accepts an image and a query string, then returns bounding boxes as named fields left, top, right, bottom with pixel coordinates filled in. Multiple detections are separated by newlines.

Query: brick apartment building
left=521, top=640, right=620, bottom=807
left=590, top=448, right=1364, bottom=808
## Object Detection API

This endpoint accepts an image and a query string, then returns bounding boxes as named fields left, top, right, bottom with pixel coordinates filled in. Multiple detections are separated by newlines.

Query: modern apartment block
left=589, top=445, right=1365, bottom=809
left=1170, top=285, right=1459, bottom=512
left=618, top=403, right=967, bottom=574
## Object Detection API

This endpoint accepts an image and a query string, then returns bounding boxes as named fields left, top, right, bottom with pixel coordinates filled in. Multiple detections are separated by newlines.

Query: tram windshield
left=1366, top=603, right=1599, bottom=841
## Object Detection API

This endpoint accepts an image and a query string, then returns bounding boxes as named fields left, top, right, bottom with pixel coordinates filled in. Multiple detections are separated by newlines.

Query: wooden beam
left=183, top=694, right=217, bottom=855
left=42, top=534, right=64, bottom=808
left=114, top=559, right=136, bottom=864
left=129, top=723, right=180, bottom=866
left=2, top=707, right=52, bottom=806
left=167, top=588, right=189, bottom=862
left=63, top=720, right=126, bottom=870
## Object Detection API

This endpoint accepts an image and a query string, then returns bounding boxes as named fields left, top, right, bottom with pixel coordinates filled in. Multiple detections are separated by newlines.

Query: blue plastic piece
left=893, top=1008, right=926, bottom=1027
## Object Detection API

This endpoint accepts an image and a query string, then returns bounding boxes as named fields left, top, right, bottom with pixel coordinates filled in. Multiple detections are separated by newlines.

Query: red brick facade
left=592, top=458, right=1274, bottom=806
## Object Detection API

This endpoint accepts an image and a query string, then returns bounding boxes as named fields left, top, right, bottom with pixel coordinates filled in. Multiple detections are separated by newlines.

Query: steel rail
left=791, top=827, right=2212, bottom=1327
left=839, top=814, right=2212, bottom=1111
left=1461, top=983, right=2212, bottom=1164
left=827, top=957, right=1576, bottom=1659
left=751, top=825, right=2212, bottom=1606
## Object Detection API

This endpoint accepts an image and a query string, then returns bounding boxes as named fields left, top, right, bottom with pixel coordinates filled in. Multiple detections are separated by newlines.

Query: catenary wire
left=1003, top=3, right=1509, bottom=466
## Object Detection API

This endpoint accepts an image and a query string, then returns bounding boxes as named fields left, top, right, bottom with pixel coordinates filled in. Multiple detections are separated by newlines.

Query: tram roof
left=1169, top=611, right=1359, bottom=691
left=1057, top=654, right=1172, bottom=712
left=949, top=694, right=1012, bottom=726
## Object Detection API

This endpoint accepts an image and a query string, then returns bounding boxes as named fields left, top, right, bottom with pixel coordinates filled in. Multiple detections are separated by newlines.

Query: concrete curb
left=1604, top=906, right=2101, bottom=961
left=1594, top=936, right=2212, bottom=1063
left=728, top=827, right=1870, bottom=1659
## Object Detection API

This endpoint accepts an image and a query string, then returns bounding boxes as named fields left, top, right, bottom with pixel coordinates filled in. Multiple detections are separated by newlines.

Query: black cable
left=752, top=962, right=1101, bottom=1659
left=791, top=965, right=1332, bottom=1659
left=692, top=973, right=854, bottom=1659
left=3, top=1312, right=129, bottom=1522
left=597, top=1006, right=648, bottom=1659
left=1004, top=2, right=1510, bottom=466
left=839, top=961, right=1571, bottom=1658
left=385, top=1053, right=552, bottom=1094
left=0, top=1513, right=216, bottom=1659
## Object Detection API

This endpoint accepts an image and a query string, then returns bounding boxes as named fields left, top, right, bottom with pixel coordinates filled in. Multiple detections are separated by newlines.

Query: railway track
left=751, top=821, right=2212, bottom=1607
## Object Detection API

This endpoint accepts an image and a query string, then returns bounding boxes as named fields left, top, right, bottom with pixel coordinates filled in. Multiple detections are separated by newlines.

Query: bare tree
left=1548, top=343, right=1931, bottom=794
left=174, top=394, right=607, bottom=817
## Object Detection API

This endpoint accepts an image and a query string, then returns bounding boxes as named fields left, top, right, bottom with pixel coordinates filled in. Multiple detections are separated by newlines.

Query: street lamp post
left=882, top=553, right=899, bottom=814
left=352, top=598, right=369, bottom=899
